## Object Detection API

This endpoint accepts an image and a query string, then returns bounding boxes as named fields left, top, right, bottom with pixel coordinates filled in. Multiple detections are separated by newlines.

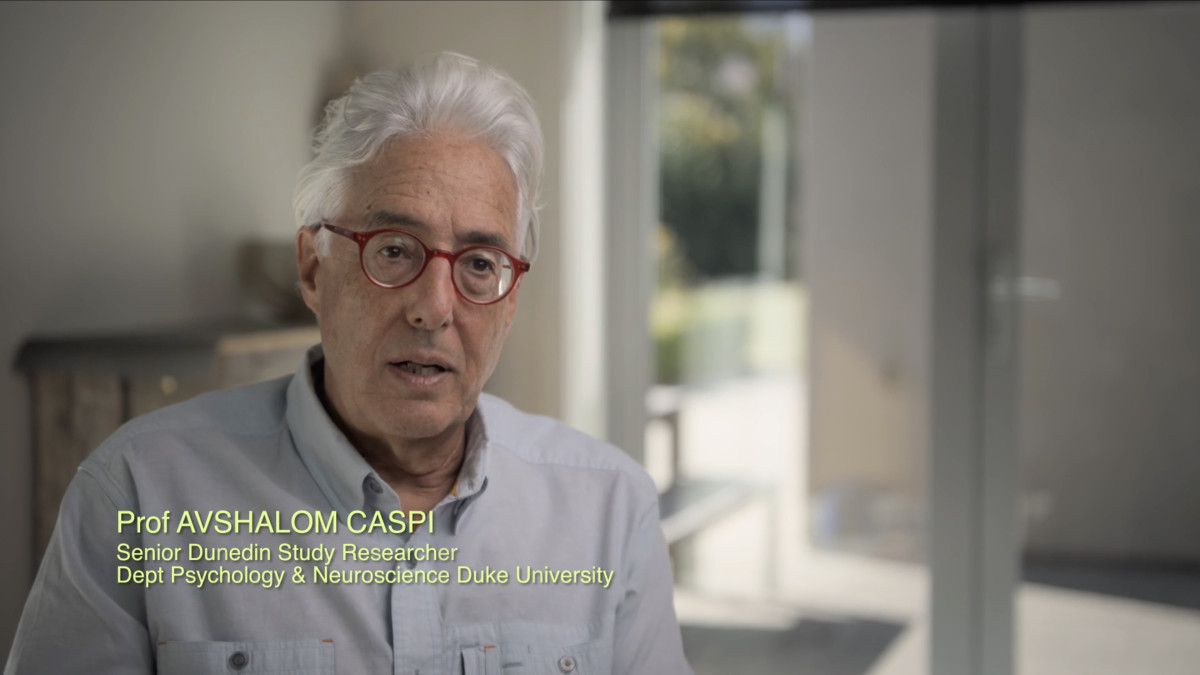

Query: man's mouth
left=393, top=361, right=448, bottom=376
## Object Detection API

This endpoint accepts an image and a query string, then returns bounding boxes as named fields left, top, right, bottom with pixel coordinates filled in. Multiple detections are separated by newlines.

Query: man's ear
left=296, top=226, right=322, bottom=315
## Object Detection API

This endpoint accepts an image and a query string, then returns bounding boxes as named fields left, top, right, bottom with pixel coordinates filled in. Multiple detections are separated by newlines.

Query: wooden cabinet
left=16, top=322, right=320, bottom=564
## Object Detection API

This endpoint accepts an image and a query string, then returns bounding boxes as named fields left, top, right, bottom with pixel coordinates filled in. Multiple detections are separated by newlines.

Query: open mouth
left=392, top=361, right=448, bottom=376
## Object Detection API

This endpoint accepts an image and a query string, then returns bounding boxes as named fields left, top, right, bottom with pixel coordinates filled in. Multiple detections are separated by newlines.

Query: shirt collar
left=286, top=345, right=490, bottom=520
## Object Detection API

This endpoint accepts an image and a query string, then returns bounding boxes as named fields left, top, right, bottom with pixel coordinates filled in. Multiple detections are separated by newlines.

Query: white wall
left=1019, top=2, right=1200, bottom=561
left=804, top=10, right=935, bottom=558
left=0, top=0, right=343, bottom=654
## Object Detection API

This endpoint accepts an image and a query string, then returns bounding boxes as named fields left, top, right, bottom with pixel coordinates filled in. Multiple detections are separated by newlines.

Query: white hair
left=293, top=52, right=543, bottom=261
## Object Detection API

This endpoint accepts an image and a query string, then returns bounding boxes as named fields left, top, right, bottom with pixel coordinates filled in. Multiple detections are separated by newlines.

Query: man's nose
left=404, top=255, right=456, bottom=329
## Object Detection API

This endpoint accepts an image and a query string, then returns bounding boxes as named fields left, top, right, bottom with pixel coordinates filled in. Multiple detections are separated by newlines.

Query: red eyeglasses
left=321, top=223, right=530, bottom=305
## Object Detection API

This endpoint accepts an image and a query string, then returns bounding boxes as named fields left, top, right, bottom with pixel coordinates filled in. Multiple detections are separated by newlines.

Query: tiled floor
left=668, top=376, right=1200, bottom=674
left=676, top=551, right=1200, bottom=675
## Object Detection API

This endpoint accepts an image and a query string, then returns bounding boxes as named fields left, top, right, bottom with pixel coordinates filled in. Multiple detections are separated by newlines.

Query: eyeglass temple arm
left=321, top=223, right=361, bottom=241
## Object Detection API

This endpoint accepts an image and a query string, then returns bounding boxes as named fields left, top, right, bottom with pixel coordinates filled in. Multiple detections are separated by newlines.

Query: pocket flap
left=156, top=639, right=334, bottom=674
left=502, top=639, right=611, bottom=674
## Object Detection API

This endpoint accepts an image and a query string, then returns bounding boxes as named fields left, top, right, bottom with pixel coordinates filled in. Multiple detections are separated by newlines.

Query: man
left=6, top=53, right=691, bottom=674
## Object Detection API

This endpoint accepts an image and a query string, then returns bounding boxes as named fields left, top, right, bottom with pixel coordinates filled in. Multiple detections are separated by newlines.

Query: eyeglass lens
left=363, top=231, right=515, bottom=302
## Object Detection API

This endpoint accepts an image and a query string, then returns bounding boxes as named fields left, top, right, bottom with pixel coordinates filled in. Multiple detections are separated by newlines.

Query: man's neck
left=314, top=362, right=465, bottom=514
left=353, top=427, right=464, bottom=514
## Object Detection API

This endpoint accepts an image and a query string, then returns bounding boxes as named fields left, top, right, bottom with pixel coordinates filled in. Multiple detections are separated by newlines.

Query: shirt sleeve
left=612, top=499, right=693, bottom=674
left=4, top=466, right=154, bottom=675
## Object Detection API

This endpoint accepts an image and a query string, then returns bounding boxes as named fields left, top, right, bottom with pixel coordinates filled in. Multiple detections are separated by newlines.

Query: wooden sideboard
left=15, top=321, right=321, bottom=564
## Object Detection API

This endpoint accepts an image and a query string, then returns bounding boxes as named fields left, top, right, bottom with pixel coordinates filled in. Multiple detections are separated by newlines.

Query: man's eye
left=380, top=246, right=410, bottom=260
left=462, top=255, right=497, bottom=274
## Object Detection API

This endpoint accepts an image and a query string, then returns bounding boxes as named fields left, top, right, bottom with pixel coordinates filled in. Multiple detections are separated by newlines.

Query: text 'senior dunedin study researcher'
left=6, top=53, right=692, bottom=675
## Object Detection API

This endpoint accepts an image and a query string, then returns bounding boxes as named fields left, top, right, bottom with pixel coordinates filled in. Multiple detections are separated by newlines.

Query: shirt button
left=558, top=655, right=576, bottom=672
left=367, top=477, right=383, bottom=494
left=228, top=651, right=249, bottom=669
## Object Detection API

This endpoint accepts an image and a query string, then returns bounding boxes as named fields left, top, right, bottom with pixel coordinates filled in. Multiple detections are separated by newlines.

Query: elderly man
left=6, top=53, right=691, bottom=674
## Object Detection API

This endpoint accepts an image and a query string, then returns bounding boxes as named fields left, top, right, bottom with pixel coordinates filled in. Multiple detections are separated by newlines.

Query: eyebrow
left=367, top=210, right=511, bottom=250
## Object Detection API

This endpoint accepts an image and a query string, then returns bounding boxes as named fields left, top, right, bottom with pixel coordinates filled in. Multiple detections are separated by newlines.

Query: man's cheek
left=322, top=282, right=366, bottom=328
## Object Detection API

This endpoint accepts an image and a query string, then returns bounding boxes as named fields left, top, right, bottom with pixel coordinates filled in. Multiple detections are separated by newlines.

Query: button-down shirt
left=5, top=347, right=691, bottom=674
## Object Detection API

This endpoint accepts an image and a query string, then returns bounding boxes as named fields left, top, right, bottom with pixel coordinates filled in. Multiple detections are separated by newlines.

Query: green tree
left=658, top=17, right=792, bottom=281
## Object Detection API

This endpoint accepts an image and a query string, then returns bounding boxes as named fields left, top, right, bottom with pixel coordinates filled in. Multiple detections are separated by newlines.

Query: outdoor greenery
left=658, top=16, right=794, bottom=282
left=654, top=16, right=801, bottom=384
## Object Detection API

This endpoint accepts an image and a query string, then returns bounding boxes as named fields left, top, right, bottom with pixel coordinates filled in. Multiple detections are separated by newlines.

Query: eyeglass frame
left=320, top=222, right=531, bottom=305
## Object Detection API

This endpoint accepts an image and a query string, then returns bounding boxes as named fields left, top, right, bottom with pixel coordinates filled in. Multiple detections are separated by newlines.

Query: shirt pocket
left=156, top=639, right=334, bottom=675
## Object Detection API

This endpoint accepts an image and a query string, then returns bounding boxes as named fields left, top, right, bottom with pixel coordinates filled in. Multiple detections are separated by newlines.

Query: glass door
left=609, top=7, right=944, bottom=673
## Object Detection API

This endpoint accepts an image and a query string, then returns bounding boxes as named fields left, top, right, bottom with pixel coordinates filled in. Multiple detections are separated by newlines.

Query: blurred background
left=2, top=2, right=1199, bottom=674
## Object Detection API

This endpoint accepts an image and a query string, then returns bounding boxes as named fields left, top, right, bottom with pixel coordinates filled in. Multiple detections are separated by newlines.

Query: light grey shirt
left=6, top=348, right=690, bottom=675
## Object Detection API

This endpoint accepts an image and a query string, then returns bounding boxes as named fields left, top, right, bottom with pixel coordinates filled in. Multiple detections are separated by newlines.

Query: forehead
left=343, top=132, right=519, bottom=247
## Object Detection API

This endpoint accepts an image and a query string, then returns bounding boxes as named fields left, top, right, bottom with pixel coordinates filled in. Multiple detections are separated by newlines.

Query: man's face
left=297, top=132, right=520, bottom=450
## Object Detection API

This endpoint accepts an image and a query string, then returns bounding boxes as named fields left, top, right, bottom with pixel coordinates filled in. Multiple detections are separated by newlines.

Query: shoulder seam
left=90, top=416, right=282, bottom=479
left=489, top=438, right=642, bottom=476
left=489, top=440, right=660, bottom=509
